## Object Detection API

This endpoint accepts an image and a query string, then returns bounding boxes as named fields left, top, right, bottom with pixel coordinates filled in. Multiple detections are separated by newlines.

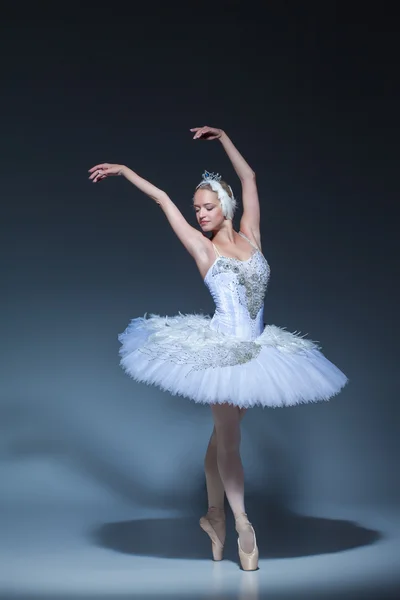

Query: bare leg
left=204, top=408, right=247, bottom=509
left=202, top=408, right=247, bottom=549
left=211, top=403, right=255, bottom=554
left=204, top=426, right=225, bottom=509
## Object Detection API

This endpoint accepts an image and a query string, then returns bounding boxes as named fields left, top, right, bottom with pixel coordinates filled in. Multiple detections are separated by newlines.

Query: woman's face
left=193, top=188, right=224, bottom=231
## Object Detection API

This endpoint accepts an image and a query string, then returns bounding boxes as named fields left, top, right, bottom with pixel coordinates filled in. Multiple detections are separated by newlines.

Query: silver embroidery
left=139, top=338, right=262, bottom=374
left=133, top=248, right=271, bottom=373
left=211, top=252, right=270, bottom=320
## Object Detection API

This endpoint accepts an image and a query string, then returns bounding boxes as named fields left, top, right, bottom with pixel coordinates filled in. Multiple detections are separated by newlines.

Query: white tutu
left=118, top=232, right=348, bottom=408
left=118, top=312, right=348, bottom=408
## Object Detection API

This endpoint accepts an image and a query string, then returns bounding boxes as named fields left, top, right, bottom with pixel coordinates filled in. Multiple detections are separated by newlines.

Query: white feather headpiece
left=195, top=170, right=237, bottom=220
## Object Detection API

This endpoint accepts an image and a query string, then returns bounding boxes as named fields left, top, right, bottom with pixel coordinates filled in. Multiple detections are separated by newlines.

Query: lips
left=200, top=221, right=209, bottom=225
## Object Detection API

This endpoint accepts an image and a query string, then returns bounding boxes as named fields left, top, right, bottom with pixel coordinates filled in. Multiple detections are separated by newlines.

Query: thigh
left=211, top=404, right=246, bottom=425
left=211, top=403, right=242, bottom=446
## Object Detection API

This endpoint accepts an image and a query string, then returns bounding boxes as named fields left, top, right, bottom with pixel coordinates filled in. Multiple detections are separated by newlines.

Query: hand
left=88, top=163, right=125, bottom=183
left=190, top=126, right=223, bottom=140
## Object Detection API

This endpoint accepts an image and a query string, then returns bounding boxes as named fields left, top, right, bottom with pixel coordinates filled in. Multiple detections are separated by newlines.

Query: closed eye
left=195, top=206, right=215, bottom=213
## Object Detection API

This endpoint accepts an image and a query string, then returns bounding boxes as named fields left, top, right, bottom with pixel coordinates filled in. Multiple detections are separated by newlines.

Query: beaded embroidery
left=139, top=336, right=262, bottom=374
left=135, top=243, right=271, bottom=372
left=210, top=251, right=270, bottom=320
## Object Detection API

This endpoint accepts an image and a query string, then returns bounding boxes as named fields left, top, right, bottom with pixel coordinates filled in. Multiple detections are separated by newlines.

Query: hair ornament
left=200, top=170, right=222, bottom=183
left=195, top=169, right=237, bottom=220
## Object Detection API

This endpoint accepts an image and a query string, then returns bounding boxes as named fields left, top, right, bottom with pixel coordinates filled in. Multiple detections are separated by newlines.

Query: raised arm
left=191, top=126, right=261, bottom=247
left=88, top=163, right=206, bottom=258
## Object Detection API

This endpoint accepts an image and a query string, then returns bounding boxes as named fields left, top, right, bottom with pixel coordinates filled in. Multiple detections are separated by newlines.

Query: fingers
left=88, top=163, right=107, bottom=173
left=192, top=126, right=208, bottom=139
left=88, top=166, right=107, bottom=182
left=90, top=174, right=104, bottom=183
left=190, top=126, right=218, bottom=140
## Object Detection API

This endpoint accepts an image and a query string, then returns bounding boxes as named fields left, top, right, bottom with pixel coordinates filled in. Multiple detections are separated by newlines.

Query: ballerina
left=88, top=125, right=348, bottom=570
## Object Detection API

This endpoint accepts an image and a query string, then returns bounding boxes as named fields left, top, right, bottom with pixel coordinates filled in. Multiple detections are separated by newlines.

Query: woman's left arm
left=191, top=126, right=260, bottom=240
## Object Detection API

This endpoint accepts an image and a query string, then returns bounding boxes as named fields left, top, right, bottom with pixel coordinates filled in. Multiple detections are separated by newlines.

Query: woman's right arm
left=88, top=163, right=207, bottom=259
left=120, top=165, right=170, bottom=205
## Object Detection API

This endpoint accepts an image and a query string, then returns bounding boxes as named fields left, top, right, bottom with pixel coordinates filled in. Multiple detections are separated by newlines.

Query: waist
left=210, top=310, right=264, bottom=341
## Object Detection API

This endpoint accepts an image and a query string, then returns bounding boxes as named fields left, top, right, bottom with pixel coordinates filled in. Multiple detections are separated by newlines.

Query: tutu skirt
left=118, top=312, right=348, bottom=408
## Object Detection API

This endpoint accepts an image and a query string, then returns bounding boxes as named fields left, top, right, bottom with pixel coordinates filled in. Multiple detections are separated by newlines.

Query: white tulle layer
left=118, top=313, right=348, bottom=408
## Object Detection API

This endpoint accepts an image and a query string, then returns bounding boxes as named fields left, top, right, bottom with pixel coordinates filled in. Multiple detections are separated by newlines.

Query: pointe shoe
left=199, top=507, right=226, bottom=561
left=235, top=512, right=259, bottom=571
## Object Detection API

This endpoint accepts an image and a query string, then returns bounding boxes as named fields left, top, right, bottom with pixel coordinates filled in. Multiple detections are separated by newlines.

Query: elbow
left=155, top=192, right=171, bottom=208
left=241, top=171, right=256, bottom=181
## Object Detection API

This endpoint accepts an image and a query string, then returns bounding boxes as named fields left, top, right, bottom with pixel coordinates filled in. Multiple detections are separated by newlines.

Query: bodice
left=204, top=239, right=271, bottom=341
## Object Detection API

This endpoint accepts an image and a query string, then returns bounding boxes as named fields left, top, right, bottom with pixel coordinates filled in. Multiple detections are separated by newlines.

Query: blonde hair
left=194, top=180, right=237, bottom=219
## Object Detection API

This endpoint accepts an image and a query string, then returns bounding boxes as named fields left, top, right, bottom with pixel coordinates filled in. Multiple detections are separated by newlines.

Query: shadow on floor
left=90, top=503, right=382, bottom=561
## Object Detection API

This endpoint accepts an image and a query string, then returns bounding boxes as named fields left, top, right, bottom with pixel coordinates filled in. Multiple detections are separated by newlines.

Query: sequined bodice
left=204, top=238, right=271, bottom=341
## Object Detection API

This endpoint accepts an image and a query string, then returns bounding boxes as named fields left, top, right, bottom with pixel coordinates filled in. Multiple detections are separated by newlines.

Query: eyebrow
left=193, top=202, right=216, bottom=208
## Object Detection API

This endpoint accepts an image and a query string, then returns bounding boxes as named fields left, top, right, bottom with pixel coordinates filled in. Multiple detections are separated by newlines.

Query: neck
left=211, top=220, right=235, bottom=244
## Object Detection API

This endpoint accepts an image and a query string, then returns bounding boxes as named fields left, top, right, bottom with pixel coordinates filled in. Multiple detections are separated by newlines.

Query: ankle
left=207, top=506, right=225, bottom=518
left=234, top=512, right=253, bottom=529
left=234, top=511, right=248, bottom=521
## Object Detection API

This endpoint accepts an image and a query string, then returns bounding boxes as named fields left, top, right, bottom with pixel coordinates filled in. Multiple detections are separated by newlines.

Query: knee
left=216, top=432, right=240, bottom=455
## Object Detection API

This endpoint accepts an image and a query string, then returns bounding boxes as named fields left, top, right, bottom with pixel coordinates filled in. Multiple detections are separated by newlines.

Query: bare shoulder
left=239, top=220, right=262, bottom=252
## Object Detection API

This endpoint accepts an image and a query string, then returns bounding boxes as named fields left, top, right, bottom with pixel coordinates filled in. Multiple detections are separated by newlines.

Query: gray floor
left=1, top=499, right=400, bottom=600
